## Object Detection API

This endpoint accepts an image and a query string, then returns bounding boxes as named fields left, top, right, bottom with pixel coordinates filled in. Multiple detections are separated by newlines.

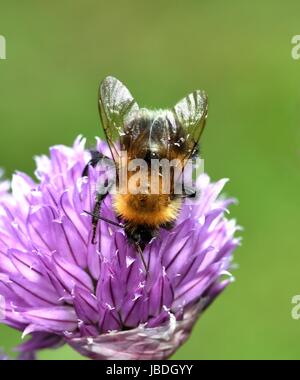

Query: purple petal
left=22, top=306, right=78, bottom=333
left=73, top=286, right=98, bottom=324
left=51, top=253, right=94, bottom=293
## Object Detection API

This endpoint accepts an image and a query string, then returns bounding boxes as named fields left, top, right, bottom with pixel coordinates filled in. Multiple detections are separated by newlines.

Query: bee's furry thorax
left=113, top=193, right=182, bottom=228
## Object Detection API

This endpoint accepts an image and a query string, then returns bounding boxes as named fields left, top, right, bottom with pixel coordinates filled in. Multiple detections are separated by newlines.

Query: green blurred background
left=0, top=0, right=299, bottom=360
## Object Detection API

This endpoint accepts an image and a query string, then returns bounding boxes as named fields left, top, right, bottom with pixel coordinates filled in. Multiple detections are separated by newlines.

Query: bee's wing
left=98, top=76, right=139, bottom=161
left=173, top=90, right=208, bottom=159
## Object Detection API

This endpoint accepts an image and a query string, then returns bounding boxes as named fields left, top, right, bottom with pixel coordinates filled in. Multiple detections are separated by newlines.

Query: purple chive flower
left=0, top=137, right=241, bottom=360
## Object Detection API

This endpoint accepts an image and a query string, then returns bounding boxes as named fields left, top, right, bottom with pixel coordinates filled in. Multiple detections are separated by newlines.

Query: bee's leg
left=91, top=193, right=104, bottom=244
left=84, top=191, right=124, bottom=244
left=82, top=150, right=117, bottom=243
left=82, top=151, right=107, bottom=244
left=173, top=180, right=197, bottom=199
left=161, top=221, right=176, bottom=230
left=181, top=186, right=197, bottom=199
left=82, top=150, right=111, bottom=177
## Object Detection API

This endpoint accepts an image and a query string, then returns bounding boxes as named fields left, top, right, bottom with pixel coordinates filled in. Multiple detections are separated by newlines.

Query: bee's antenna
left=84, top=210, right=148, bottom=274
left=83, top=210, right=124, bottom=229
left=135, top=243, right=148, bottom=273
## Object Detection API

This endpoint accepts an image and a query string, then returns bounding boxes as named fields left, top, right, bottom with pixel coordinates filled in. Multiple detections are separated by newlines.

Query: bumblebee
left=84, top=76, right=208, bottom=256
